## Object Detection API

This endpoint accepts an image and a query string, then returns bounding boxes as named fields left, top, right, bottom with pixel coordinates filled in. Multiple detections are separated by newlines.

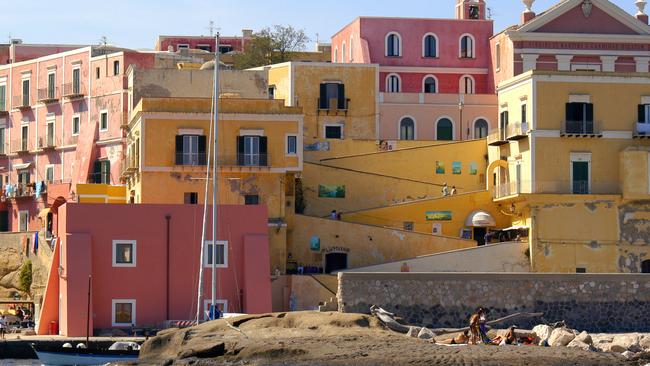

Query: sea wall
left=338, top=273, right=650, bottom=332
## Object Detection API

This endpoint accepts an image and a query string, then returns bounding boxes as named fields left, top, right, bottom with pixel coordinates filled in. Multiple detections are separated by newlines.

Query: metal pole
left=86, top=275, right=91, bottom=347
left=211, top=33, right=220, bottom=319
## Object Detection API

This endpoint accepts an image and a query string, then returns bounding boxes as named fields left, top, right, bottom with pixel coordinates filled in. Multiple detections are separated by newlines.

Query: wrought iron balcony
left=493, top=180, right=620, bottom=199
left=12, top=139, right=32, bottom=154
left=487, top=129, right=508, bottom=146
left=38, top=136, right=59, bottom=150
left=317, top=98, right=350, bottom=115
left=37, top=87, right=60, bottom=103
left=62, top=82, right=86, bottom=99
left=506, top=122, right=529, bottom=140
left=12, top=95, right=31, bottom=109
left=3, top=182, right=47, bottom=200
left=634, top=122, right=650, bottom=138
left=560, top=120, right=602, bottom=137
left=175, top=152, right=207, bottom=166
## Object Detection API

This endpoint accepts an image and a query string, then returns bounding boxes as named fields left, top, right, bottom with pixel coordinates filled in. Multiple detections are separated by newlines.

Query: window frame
left=334, top=47, right=339, bottom=63
left=286, top=134, right=298, bottom=156
left=184, top=192, right=198, bottom=204
left=244, top=194, right=260, bottom=205
left=398, top=116, right=417, bottom=140
left=71, top=66, right=81, bottom=94
left=21, top=122, right=29, bottom=151
left=113, top=60, right=120, bottom=76
left=72, top=114, right=81, bottom=136
left=459, top=74, right=475, bottom=94
left=459, top=34, right=476, bottom=59
left=341, top=41, right=347, bottom=64
left=385, top=73, right=401, bottom=93
left=349, top=36, right=354, bottom=62
left=422, top=33, right=439, bottom=58
left=495, top=42, right=501, bottom=71
left=203, top=240, right=229, bottom=268
left=0, top=83, right=6, bottom=111
left=19, top=210, right=29, bottom=232
left=21, top=78, right=30, bottom=106
left=112, top=299, right=136, bottom=327
left=112, top=240, right=137, bottom=268
left=422, top=75, right=438, bottom=94
left=45, top=164, right=55, bottom=183
left=570, top=152, right=592, bottom=195
left=473, top=118, right=489, bottom=139
left=177, top=44, right=190, bottom=51
left=435, top=117, right=455, bottom=141
left=99, top=110, right=109, bottom=132
left=47, top=71, right=56, bottom=99
left=385, top=32, right=402, bottom=57
left=323, top=123, right=344, bottom=139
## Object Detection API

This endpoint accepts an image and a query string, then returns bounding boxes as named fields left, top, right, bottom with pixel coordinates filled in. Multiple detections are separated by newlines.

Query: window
left=460, top=75, right=475, bottom=94
left=177, top=44, right=189, bottom=50
left=22, top=79, right=30, bottom=106
left=642, top=260, right=650, bottom=273
left=324, top=125, right=343, bottom=139
left=521, top=103, right=527, bottom=124
left=474, top=119, right=488, bottom=139
left=96, top=67, right=101, bottom=79
left=423, top=34, right=438, bottom=58
left=237, top=135, right=268, bottom=166
left=113, top=60, right=120, bottom=76
left=19, top=211, right=29, bottom=232
left=399, top=117, right=415, bottom=140
left=100, top=111, right=108, bottom=132
left=423, top=76, right=437, bottom=93
left=0, top=126, right=5, bottom=154
left=319, top=82, right=346, bottom=109
left=286, top=135, right=298, bottom=155
left=112, top=240, right=136, bottom=267
left=342, top=42, right=346, bottom=64
left=46, top=118, right=55, bottom=147
left=72, top=115, right=80, bottom=136
left=469, top=5, right=480, bottom=19
left=386, top=33, right=401, bottom=57
left=436, top=118, right=454, bottom=141
left=91, top=160, right=111, bottom=184
left=45, top=165, right=54, bottom=183
left=268, top=85, right=275, bottom=100
left=47, top=72, right=56, bottom=99
left=245, top=195, right=260, bottom=205
left=72, top=68, right=80, bottom=95
left=638, top=104, right=650, bottom=132
left=565, top=103, right=594, bottom=134
left=386, top=74, right=400, bottom=93
left=403, top=222, right=414, bottom=231
left=197, top=44, right=212, bottom=52
left=495, top=43, right=501, bottom=71
left=349, top=36, right=354, bottom=61
left=500, top=111, right=509, bottom=131
left=218, top=45, right=233, bottom=54
left=112, top=299, right=136, bottom=327
left=184, top=192, right=198, bottom=205
left=460, top=35, right=475, bottom=59
left=21, top=124, right=28, bottom=151
left=175, top=135, right=207, bottom=166
left=18, top=170, right=30, bottom=185
left=334, top=48, right=338, bottom=63
left=576, top=268, right=587, bottom=274
left=203, top=240, right=228, bottom=268
left=0, top=84, right=6, bottom=111
left=571, top=153, right=591, bottom=194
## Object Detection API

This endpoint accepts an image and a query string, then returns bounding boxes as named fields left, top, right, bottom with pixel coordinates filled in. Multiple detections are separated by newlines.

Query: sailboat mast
left=211, top=33, right=220, bottom=317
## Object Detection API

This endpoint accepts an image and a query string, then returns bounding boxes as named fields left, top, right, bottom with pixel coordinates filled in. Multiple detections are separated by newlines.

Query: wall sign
left=310, top=236, right=321, bottom=251
left=319, top=184, right=346, bottom=198
left=432, top=223, right=442, bottom=236
left=426, top=211, right=452, bottom=221
left=322, top=246, right=351, bottom=254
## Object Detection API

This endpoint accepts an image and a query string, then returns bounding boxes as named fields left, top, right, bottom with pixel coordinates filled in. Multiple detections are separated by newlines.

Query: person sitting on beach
left=437, top=330, right=470, bottom=345
left=469, top=309, right=481, bottom=345
left=491, top=326, right=518, bottom=346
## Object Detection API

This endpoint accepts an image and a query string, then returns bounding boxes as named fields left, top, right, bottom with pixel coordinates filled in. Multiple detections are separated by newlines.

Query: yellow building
left=123, top=97, right=303, bottom=273
left=488, top=70, right=650, bottom=273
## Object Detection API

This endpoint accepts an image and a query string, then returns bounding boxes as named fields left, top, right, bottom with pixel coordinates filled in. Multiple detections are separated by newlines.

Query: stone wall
left=0, top=232, right=52, bottom=301
left=338, top=273, right=650, bottom=332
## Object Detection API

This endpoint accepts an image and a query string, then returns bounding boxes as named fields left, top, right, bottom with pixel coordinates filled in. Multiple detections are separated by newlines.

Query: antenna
left=315, top=33, right=320, bottom=44
left=208, top=21, right=215, bottom=37
left=487, top=7, right=494, bottom=19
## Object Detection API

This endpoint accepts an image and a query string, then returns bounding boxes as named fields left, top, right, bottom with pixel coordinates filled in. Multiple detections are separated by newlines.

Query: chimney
left=636, top=0, right=649, bottom=24
left=242, top=29, right=253, bottom=38
left=522, top=0, right=536, bottom=23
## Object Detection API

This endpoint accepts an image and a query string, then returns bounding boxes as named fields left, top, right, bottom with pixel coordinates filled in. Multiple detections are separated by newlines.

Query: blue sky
left=0, top=0, right=640, bottom=49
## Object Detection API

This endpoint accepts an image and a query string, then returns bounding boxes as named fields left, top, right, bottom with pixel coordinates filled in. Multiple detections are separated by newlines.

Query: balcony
left=87, top=172, right=111, bottom=185
left=317, top=98, right=350, bottom=116
left=38, top=136, right=59, bottom=150
left=0, top=103, right=7, bottom=116
left=11, top=139, right=32, bottom=154
left=633, top=122, right=650, bottom=139
left=0, top=143, right=8, bottom=156
left=506, top=122, right=529, bottom=141
left=220, top=154, right=271, bottom=169
left=37, top=87, right=60, bottom=104
left=62, top=82, right=86, bottom=99
left=487, top=129, right=508, bottom=146
left=175, top=152, right=207, bottom=166
left=12, top=95, right=31, bottom=110
left=560, top=120, right=602, bottom=137
left=3, top=183, right=47, bottom=201
left=120, top=158, right=139, bottom=178
left=493, top=180, right=620, bottom=199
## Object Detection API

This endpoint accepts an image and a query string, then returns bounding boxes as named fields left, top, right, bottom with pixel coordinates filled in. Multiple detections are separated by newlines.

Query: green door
left=437, top=119, right=453, bottom=141
left=572, top=161, right=589, bottom=194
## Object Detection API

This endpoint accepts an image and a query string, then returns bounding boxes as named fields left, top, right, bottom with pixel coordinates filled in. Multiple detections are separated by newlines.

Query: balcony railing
left=0, top=143, right=7, bottom=155
left=317, top=98, right=350, bottom=115
left=2, top=182, right=47, bottom=200
left=493, top=180, right=620, bottom=199
left=37, top=87, right=60, bottom=103
left=634, top=122, right=650, bottom=138
left=0, top=103, right=7, bottom=115
left=62, top=82, right=86, bottom=99
left=87, top=172, right=112, bottom=185
left=487, top=129, right=508, bottom=146
left=561, top=120, right=602, bottom=137
left=12, top=139, right=32, bottom=154
left=38, top=136, right=59, bottom=150
left=12, top=95, right=31, bottom=109
left=506, top=122, right=529, bottom=140
left=175, top=152, right=207, bottom=166
left=120, top=157, right=139, bottom=178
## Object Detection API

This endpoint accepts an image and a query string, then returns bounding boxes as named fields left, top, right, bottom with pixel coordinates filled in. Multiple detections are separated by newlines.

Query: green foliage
left=19, top=260, right=33, bottom=294
left=234, top=25, right=309, bottom=69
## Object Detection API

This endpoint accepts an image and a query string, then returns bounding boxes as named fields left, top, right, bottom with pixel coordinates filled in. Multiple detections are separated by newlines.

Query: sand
left=128, top=311, right=641, bottom=366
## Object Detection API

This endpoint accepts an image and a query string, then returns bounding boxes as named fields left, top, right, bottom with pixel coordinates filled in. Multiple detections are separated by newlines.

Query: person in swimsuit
left=438, top=330, right=470, bottom=345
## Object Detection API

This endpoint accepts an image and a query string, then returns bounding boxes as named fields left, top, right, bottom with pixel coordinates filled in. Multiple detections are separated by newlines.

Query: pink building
left=38, top=203, right=272, bottom=337
left=331, top=0, right=498, bottom=141
left=156, top=30, right=253, bottom=53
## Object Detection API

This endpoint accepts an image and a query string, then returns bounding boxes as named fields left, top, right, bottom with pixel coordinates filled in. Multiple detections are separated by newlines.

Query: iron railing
left=62, top=82, right=85, bottom=98
left=37, top=87, right=59, bottom=103
left=12, top=95, right=30, bottom=109
left=493, top=180, right=620, bottom=198
left=506, top=122, right=529, bottom=140
left=175, top=152, right=207, bottom=166
left=561, top=120, right=601, bottom=136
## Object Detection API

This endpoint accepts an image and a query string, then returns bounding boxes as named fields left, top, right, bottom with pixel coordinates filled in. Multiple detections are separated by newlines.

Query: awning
left=500, top=226, right=529, bottom=232
left=38, top=208, right=51, bottom=219
left=465, top=211, right=496, bottom=227
left=13, top=162, right=32, bottom=170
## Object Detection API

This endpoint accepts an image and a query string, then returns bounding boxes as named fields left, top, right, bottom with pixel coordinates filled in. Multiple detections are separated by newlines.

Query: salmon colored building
left=38, top=203, right=271, bottom=337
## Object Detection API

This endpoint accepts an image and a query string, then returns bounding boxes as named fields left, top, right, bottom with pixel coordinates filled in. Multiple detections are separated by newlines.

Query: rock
left=602, top=343, right=627, bottom=354
left=567, top=339, right=591, bottom=351
left=621, top=351, right=636, bottom=360
left=532, top=324, right=554, bottom=344
left=417, top=327, right=435, bottom=340
left=612, top=334, right=641, bottom=353
left=639, top=335, right=650, bottom=351
left=548, top=328, right=576, bottom=347
left=406, top=326, right=421, bottom=338
left=575, top=331, right=593, bottom=345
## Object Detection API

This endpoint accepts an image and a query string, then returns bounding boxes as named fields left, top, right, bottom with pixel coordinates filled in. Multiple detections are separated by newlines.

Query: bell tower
left=456, top=0, right=487, bottom=20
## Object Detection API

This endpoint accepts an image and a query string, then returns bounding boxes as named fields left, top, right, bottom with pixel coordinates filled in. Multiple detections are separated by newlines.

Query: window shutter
left=198, top=136, right=207, bottom=165
left=337, top=84, right=346, bottom=109
left=565, top=103, right=572, bottom=121
left=259, top=136, right=268, bottom=166
left=175, top=136, right=183, bottom=165
left=586, top=103, right=594, bottom=122
left=92, top=160, right=101, bottom=183
left=237, top=136, right=245, bottom=165
left=319, top=84, right=327, bottom=109
left=639, top=105, right=646, bottom=123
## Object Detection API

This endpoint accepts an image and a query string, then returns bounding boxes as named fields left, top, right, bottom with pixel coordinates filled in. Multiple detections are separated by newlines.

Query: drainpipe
left=165, top=214, right=171, bottom=321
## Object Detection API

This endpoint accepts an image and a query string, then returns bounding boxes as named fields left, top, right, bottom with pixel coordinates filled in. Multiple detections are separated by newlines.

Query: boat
left=31, top=342, right=139, bottom=365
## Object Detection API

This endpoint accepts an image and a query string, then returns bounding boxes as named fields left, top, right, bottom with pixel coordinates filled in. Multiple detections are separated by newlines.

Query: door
left=473, top=227, right=487, bottom=246
left=0, top=211, right=8, bottom=232
left=572, top=161, right=589, bottom=194
left=325, top=253, right=348, bottom=274
left=243, top=136, right=260, bottom=166
left=642, top=260, right=650, bottom=274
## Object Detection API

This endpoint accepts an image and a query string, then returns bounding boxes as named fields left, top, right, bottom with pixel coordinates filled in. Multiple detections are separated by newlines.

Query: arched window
left=386, top=33, right=401, bottom=57
left=436, top=118, right=454, bottom=141
left=460, top=75, right=475, bottom=94
left=342, top=42, right=347, bottom=64
left=334, top=48, right=338, bottom=63
left=386, top=74, right=401, bottom=93
left=399, top=117, right=415, bottom=140
left=349, top=36, right=354, bottom=61
left=460, top=34, right=475, bottom=58
left=642, top=260, right=650, bottom=273
left=423, top=76, right=437, bottom=93
left=474, top=118, right=489, bottom=139
left=423, top=34, right=438, bottom=58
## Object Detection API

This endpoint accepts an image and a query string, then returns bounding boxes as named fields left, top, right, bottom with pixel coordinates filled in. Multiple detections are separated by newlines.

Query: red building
left=155, top=30, right=253, bottom=54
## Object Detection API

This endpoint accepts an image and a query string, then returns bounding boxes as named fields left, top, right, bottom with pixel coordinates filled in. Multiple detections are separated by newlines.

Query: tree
left=234, top=25, right=309, bottom=69
left=19, top=260, right=32, bottom=295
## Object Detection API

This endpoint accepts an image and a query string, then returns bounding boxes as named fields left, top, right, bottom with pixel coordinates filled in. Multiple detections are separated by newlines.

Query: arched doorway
left=474, top=118, right=489, bottom=139
left=325, top=252, right=348, bottom=274
left=436, top=118, right=454, bottom=141
left=486, top=159, right=509, bottom=194
left=642, top=260, right=650, bottom=274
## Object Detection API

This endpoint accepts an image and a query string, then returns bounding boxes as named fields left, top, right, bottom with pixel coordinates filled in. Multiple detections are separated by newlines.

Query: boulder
left=612, top=334, right=641, bottom=353
left=602, top=343, right=627, bottom=354
left=567, top=339, right=591, bottom=351
left=621, top=351, right=636, bottom=360
left=548, top=328, right=576, bottom=347
left=406, top=326, right=421, bottom=338
left=532, top=324, right=554, bottom=344
left=417, top=327, right=435, bottom=340
left=575, top=331, right=593, bottom=345
left=640, top=335, right=650, bottom=351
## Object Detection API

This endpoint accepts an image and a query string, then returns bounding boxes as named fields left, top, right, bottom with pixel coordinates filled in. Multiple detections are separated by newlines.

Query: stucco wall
left=338, top=272, right=650, bottom=332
